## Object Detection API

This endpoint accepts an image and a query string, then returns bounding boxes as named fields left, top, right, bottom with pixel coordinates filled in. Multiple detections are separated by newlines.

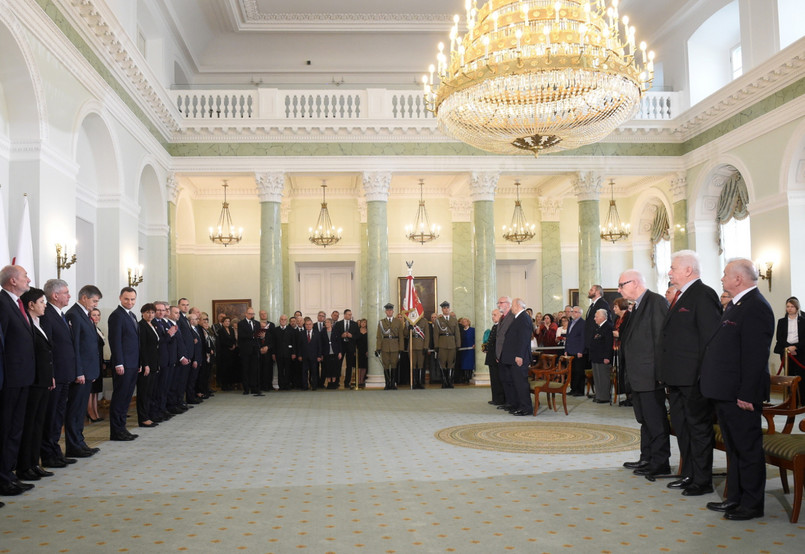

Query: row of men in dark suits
left=618, top=253, right=774, bottom=521
left=0, top=266, right=106, bottom=502
left=489, top=296, right=536, bottom=416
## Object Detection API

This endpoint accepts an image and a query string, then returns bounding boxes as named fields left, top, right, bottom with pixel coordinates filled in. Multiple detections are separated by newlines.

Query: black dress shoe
left=706, top=500, right=739, bottom=513
left=167, top=407, right=183, bottom=415
left=33, top=466, right=54, bottom=477
left=42, top=458, right=67, bottom=469
left=85, top=446, right=100, bottom=455
left=497, top=404, right=512, bottom=410
left=0, top=481, right=25, bottom=496
left=0, top=501, right=4, bottom=507
left=512, top=409, right=531, bottom=416
left=667, top=477, right=692, bottom=489
left=570, top=391, right=585, bottom=397
left=16, top=468, right=41, bottom=481
left=110, top=432, right=135, bottom=441
left=66, top=449, right=92, bottom=458
left=724, top=506, right=763, bottom=520
left=623, top=460, right=648, bottom=470
left=682, top=483, right=714, bottom=496
left=61, top=456, right=77, bottom=464
left=12, top=479, right=34, bottom=491
left=634, top=465, right=671, bottom=476
left=138, top=422, right=158, bottom=428
left=592, top=399, right=609, bottom=404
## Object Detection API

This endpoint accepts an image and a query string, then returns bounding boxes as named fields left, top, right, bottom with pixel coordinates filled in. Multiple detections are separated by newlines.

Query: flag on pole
left=0, top=186, right=10, bottom=265
left=12, top=194, right=36, bottom=286
left=403, top=267, right=424, bottom=327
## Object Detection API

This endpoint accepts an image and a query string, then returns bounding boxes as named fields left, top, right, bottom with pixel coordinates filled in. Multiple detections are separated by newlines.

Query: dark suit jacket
left=774, top=314, right=805, bottom=355
left=659, top=279, right=722, bottom=386
left=139, top=319, right=160, bottom=372
left=585, top=297, right=611, bottom=349
left=178, top=313, right=195, bottom=362
left=495, top=310, right=514, bottom=361
left=588, top=320, right=614, bottom=363
left=499, top=310, right=532, bottom=366
left=0, top=289, right=35, bottom=388
left=621, top=289, right=668, bottom=392
left=237, top=318, right=261, bottom=356
left=484, top=323, right=498, bottom=366
left=65, top=303, right=98, bottom=381
left=700, top=287, right=774, bottom=404
left=31, top=323, right=54, bottom=387
left=299, top=328, right=321, bottom=361
left=190, top=325, right=204, bottom=364
left=334, top=319, right=358, bottom=353
left=107, top=306, right=140, bottom=369
left=272, top=326, right=296, bottom=359
left=44, top=303, right=79, bottom=383
left=564, top=316, right=585, bottom=357
left=154, top=318, right=172, bottom=369
left=320, top=328, right=342, bottom=356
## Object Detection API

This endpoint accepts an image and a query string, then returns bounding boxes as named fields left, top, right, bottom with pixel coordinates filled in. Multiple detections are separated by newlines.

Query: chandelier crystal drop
left=405, top=179, right=441, bottom=244
left=600, top=179, right=630, bottom=243
left=309, top=180, right=342, bottom=247
left=423, top=0, right=655, bottom=156
left=209, top=179, right=243, bottom=247
left=502, top=181, right=536, bottom=243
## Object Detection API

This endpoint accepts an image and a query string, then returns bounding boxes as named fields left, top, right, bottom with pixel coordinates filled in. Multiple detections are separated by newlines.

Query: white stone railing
left=170, top=88, right=678, bottom=121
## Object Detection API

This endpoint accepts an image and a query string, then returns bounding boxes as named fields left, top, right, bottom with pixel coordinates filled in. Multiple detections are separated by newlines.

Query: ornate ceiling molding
left=256, top=172, right=285, bottom=202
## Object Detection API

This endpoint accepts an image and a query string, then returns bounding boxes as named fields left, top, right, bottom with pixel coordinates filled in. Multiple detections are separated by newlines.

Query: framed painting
left=212, top=299, right=252, bottom=324
left=568, top=288, right=621, bottom=308
left=396, top=276, right=438, bottom=319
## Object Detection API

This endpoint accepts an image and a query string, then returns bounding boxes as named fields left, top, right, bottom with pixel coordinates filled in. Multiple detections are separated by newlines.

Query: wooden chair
left=528, top=355, right=573, bottom=416
left=528, top=354, right=559, bottom=415
left=584, top=369, right=595, bottom=397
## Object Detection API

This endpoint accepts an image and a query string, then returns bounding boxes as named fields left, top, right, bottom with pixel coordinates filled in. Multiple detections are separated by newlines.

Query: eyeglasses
left=617, top=280, right=634, bottom=288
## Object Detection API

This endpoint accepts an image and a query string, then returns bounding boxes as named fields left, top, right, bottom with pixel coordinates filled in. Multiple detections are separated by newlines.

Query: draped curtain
left=716, top=171, right=749, bottom=254
left=649, top=204, right=670, bottom=268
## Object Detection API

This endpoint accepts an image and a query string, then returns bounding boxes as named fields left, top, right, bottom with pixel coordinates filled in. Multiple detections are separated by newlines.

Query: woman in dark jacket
left=774, top=296, right=805, bottom=404
left=16, top=288, right=55, bottom=481
left=87, top=308, right=105, bottom=422
left=356, top=319, right=369, bottom=388
left=322, top=318, right=343, bottom=389
left=137, top=303, right=159, bottom=427
left=217, top=317, right=237, bottom=390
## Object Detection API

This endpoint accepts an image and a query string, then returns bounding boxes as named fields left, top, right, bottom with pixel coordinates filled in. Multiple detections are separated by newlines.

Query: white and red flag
left=12, top=194, right=36, bottom=286
left=403, top=264, right=424, bottom=327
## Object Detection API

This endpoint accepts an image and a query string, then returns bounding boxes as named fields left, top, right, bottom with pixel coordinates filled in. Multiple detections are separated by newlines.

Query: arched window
left=716, top=171, right=751, bottom=271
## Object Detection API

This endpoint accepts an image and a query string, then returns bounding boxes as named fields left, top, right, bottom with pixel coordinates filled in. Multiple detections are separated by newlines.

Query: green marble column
left=362, top=172, right=391, bottom=389
left=573, top=172, right=603, bottom=299
left=257, top=172, right=285, bottom=320
left=359, top=200, right=368, bottom=319
left=670, top=174, right=689, bottom=250
left=470, top=172, right=498, bottom=385
left=166, top=175, right=178, bottom=304
left=452, top=219, right=473, bottom=316
left=281, top=214, right=291, bottom=316
left=540, top=197, right=563, bottom=314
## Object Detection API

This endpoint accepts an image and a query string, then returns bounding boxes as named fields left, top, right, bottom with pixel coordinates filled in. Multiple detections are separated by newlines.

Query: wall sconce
left=56, top=243, right=77, bottom=278
left=127, top=265, right=144, bottom=288
left=757, top=260, right=773, bottom=292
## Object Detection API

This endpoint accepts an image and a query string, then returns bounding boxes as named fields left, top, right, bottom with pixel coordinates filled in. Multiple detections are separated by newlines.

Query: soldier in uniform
left=409, top=314, right=430, bottom=389
left=435, top=300, right=461, bottom=388
left=376, top=303, right=405, bottom=390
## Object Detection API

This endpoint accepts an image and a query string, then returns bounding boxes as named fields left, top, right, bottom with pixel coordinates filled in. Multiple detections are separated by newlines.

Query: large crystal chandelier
left=309, top=180, right=342, bottom=247
left=405, top=179, right=441, bottom=244
left=600, top=179, right=630, bottom=242
left=209, top=179, right=243, bottom=247
left=423, top=0, right=655, bottom=156
left=502, top=181, right=536, bottom=243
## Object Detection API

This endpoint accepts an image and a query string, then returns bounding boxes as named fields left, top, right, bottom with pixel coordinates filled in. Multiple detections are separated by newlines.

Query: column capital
left=357, top=199, right=368, bottom=223
left=470, top=172, right=499, bottom=202
left=538, top=197, right=563, bottom=222
left=256, top=172, right=285, bottom=203
left=166, top=173, right=180, bottom=204
left=450, top=197, right=472, bottom=222
left=362, top=171, right=392, bottom=202
left=571, top=171, right=604, bottom=201
left=669, top=172, right=687, bottom=203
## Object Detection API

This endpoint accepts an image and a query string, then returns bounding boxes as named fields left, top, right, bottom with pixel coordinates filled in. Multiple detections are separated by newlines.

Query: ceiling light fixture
left=600, top=179, right=630, bottom=242
left=209, top=179, right=243, bottom=247
left=309, top=180, right=342, bottom=247
left=502, top=181, right=535, bottom=243
left=405, top=179, right=441, bottom=244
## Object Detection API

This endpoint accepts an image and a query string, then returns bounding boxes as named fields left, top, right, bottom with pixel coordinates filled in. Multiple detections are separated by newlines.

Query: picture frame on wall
left=396, top=276, right=438, bottom=319
left=568, top=288, right=621, bottom=308
left=212, top=299, right=252, bottom=324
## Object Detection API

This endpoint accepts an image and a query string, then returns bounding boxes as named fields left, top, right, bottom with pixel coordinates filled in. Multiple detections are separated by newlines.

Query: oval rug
left=435, top=421, right=641, bottom=454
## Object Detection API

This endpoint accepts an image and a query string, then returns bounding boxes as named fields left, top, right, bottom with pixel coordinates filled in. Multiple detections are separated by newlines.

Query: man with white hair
left=701, top=258, right=774, bottom=521
left=618, top=269, right=670, bottom=478
left=499, top=298, right=534, bottom=416
left=660, top=250, right=722, bottom=496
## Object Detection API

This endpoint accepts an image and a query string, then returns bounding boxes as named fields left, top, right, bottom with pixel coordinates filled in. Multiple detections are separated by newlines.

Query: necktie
left=725, top=300, right=735, bottom=312
left=17, top=298, right=29, bottom=326
left=308, top=331, right=311, bottom=342
left=669, top=289, right=681, bottom=309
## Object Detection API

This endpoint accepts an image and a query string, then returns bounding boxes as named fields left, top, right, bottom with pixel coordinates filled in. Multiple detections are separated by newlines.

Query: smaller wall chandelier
left=309, top=180, right=342, bottom=247
left=405, top=179, right=441, bottom=244
left=600, top=179, right=630, bottom=243
left=209, top=179, right=243, bottom=247
left=502, top=181, right=535, bottom=243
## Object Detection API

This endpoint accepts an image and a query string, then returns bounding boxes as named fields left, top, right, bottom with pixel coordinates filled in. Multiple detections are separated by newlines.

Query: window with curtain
left=649, top=203, right=671, bottom=293
left=716, top=170, right=751, bottom=271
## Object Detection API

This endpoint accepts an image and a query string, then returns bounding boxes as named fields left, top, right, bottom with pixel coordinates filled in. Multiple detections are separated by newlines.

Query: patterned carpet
left=435, top=422, right=642, bottom=454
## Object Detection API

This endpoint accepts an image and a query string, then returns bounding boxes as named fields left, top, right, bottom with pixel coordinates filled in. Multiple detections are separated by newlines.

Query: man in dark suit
left=299, top=318, right=321, bottom=390
left=186, top=312, right=204, bottom=404
left=107, top=287, right=140, bottom=441
left=39, top=280, right=78, bottom=467
left=618, top=270, right=670, bottom=478
left=238, top=307, right=261, bottom=394
left=63, top=284, right=103, bottom=459
left=495, top=297, right=515, bottom=410
left=701, top=258, right=774, bottom=521
left=170, top=298, right=196, bottom=408
left=0, top=265, right=35, bottom=497
left=165, top=305, right=191, bottom=414
left=334, top=309, right=358, bottom=388
left=272, top=314, right=295, bottom=390
left=660, top=250, right=722, bottom=496
left=564, top=306, right=586, bottom=396
left=150, top=302, right=174, bottom=422
left=256, top=310, right=274, bottom=393
left=584, top=285, right=612, bottom=386
left=499, top=298, right=533, bottom=416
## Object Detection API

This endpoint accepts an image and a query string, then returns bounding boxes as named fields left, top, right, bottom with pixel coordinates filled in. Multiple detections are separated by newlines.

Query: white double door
left=295, top=262, right=355, bottom=318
